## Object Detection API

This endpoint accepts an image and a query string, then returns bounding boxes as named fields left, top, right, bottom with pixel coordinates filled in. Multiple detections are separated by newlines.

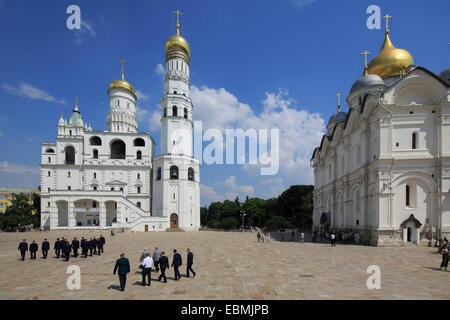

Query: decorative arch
left=45, top=148, right=55, bottom=153
left=188, top=167, right=194, bottom=181
left=170, top=165, right=179, bottom=180
left=89, top=136, right=102, bottom=146
left=133, top=138, right=145, bottom=147
left=64, top=145, right=75, bottom=165
left=110, top=139, right=126, bottom=159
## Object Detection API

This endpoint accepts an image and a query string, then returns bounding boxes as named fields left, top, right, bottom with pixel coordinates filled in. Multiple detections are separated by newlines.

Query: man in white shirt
left=300, top=232, right=305, bottom=243
left=141, top=253, right=153, bottom=286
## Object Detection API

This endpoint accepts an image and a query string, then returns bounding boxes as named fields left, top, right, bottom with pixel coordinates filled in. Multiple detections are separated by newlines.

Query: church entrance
left=401, top=214, right=422, bottom=245
left=170, top=213, right=178, bottom=228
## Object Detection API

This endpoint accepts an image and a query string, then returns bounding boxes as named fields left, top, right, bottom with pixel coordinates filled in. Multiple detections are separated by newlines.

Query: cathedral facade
left=40, top=17, right=200, bottom=232
left=311, top=25, right=450, bottom=246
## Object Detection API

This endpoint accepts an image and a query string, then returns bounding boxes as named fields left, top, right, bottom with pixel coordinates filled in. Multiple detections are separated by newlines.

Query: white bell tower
left=152, top=11, right=200, bottom=231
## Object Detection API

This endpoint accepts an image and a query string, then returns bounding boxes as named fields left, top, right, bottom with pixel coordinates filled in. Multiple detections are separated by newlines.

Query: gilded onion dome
left=367, top=30, right=414, bottom=79
left=165, top=11, right=190, bottom=63
left=108, top=59, right=137, bottom=99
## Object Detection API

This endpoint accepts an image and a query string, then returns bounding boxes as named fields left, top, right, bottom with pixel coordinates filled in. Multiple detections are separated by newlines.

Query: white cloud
left=74, top=20, right=96, bottom=44
left=224, top=175, right=255, bottom=197
left=155, top=63, right=165, bottom=75
left=2, top=83, right=66, bottom=105
left=200, top=184, right=226, bottom=204
left=191, top=85, right=325, bottom=193
left=0, top=162, right=41, bottom=189
left=149, top=109, right=161, bottom=131
left=136, top=90, right=149, bottom=101
left=0, top=130, right=3, bottom=137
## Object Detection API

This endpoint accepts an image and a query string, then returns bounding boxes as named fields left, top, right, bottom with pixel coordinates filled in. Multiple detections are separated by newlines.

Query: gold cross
left=75, top=96, right=78, bottom=106
left=383, top=14, right=392, bottom=32
left=336, top=93, right=342, bottom=112
left=120, top=58, right=126, bottom=79
left=361, top=50, right=371, bottom=67
left=172, top=10, right=183, bottom=35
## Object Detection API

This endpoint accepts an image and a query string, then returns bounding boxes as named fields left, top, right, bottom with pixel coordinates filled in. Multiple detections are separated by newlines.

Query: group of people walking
left=113, top=247, right=196, bottom=292
left=17, top=236, right=106, bottom=261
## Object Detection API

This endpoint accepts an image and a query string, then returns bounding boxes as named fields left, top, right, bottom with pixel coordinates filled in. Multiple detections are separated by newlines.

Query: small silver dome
left=349, top=74, right=385, bottom=94
left=439, top=67, right=450, bottom=84
left=328, top=111, right=347, bottom=126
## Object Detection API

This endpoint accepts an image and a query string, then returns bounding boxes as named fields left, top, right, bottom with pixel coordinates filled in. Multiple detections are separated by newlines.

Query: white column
left=68, top=201, right=76, bottom=228
left=99, top=201, right=106, bottom=228
left=51, top=202, right=58, bottom=229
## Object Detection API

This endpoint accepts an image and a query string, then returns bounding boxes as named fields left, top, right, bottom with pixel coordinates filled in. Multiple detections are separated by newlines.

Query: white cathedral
left=40, top=16, right=200, bottom=232
left=311, top=22, right=450, bottom=246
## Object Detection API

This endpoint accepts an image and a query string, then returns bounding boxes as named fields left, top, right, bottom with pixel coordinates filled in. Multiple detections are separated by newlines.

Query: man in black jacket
left=42, top=239, right=50, bottom=259
left=186, top=248, right=196, bottom=278
left=97, top=237, right=103, bottom=256
left=71, top=237, right=80, bottom=257
left=63, top=240, right=71, bottom=261
left=54, top=238, right=61, bottom=258
left=18, top=239, right=28, bottom=261
left=81, top=237, right=88, bottom=258
left=158, top=251, right=169, bottom=283
left=88, top=237, right=94, bottom=256
left=92, top=237, right=98, bottom=255
left=99, top=235, right=105, bottom=253
left=113, top=253, right=130, bottom=291
left=171, top=249, right=182, bottom=280
left=29, top=240, right=38, bottom=259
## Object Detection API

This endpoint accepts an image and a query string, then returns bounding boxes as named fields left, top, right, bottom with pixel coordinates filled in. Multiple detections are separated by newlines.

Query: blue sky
left=0, top=0, right=449, bottom=205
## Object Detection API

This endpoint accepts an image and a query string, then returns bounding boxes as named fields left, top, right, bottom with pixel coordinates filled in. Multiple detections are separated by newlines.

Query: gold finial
left=172, top=10, right=183, bottom=36
left=60, top=112, right=63, bottom=118
left=336, top=93, right=342, bottom=112
left=361, top=50, right=371, bottom=76
left=120, top=58, right=126, bottom=80
left=383, top=14, right=392, bottom=34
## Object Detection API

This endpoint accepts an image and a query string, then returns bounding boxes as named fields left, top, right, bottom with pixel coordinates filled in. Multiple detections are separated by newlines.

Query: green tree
left=0, top=193, right=35, bottom=231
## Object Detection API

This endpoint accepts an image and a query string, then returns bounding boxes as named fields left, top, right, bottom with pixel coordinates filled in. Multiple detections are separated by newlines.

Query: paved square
left=0, top=230, right=448, bottom=300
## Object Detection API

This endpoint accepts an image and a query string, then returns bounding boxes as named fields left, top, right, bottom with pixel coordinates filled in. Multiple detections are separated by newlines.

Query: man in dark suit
left=29, top=240, right=38, bottom=259
left=158, top=251, right=169, bottom=283
left=18, top=239, right=28, bottom=261
left=186, top=248, right=196, bottom=278
left=60, top=238, right=66, bottom=259
left=81, top=237, right=88, bottom=258
left=54, top=238, right=61, bottom=258
left=71, top=237, right=80, bottom=257
left=63, top=240, right=71, bottom=261
left=92, top=237, right=98, bottom=255
left=99, top=235, right=105, bottom=253
left=97, top=237, right=103, bottom=256
left=42, top=239, right=50, bottom=259
left=113, top=253, right=130, bottom=291
left=171, top=249, right=182, bottom=280
left=88, top=237, right=94, bottom=256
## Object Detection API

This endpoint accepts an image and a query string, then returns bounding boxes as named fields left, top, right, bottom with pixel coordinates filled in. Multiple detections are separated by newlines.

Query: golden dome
left=367, top=31, right=414, bottom=78
left=108, top=59, right=137, bottom=99
left=108, top=79, right=136, bottom=98
left=165, top=34, right=190, bottom=57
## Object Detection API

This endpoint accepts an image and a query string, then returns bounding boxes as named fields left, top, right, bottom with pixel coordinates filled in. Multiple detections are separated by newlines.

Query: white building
left=311, top=26, right=450, bottom=246
left=40, top=17, right=200, bottom=232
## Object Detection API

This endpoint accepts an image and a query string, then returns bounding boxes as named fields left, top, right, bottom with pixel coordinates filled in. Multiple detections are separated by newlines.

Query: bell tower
left=152, top=11, right=200, bottom=231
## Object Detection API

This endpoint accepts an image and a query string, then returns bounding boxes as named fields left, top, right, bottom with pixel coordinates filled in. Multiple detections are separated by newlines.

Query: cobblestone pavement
left=0, top=230, right=448, bottom=300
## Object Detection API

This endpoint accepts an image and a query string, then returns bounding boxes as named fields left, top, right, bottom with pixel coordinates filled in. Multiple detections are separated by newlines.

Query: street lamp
left=240, top=210, right=246, bottom=232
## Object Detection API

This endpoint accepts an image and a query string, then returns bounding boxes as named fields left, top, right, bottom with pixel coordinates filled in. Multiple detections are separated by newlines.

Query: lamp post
left=240, top=210, right=246, bottom=232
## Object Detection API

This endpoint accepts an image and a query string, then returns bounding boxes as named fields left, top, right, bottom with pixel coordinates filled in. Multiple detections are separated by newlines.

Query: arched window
left=184, top=107, right=188, bottom=119
left=45, top=148, right=55, bottom=153
left=164, top=108, right=167, bottom=117
left=136, top=151, right=142, bottom=160
left=65, top=146, right=75, bottom=165
left=172, top=106, right=177, bottom=117
left=110, top=140, right=126, bottom=159
left=170, top=165, right=179, bottom=180
left=406, top=185, right=410, bottom=206
left=69, top=130, right=72, bottom=136
left=89, top=136, right=102, bottom=146
left=93, top=149, right=98, bottom=159
left=134, top=138, right=145, bottom=147
left=412, top=132, right=418, bottom=149
left=137, top=202, right=141, bottom=208
left=157, top=167, right=162, bottom=180
left=188, top=167, right=194, bottom=181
